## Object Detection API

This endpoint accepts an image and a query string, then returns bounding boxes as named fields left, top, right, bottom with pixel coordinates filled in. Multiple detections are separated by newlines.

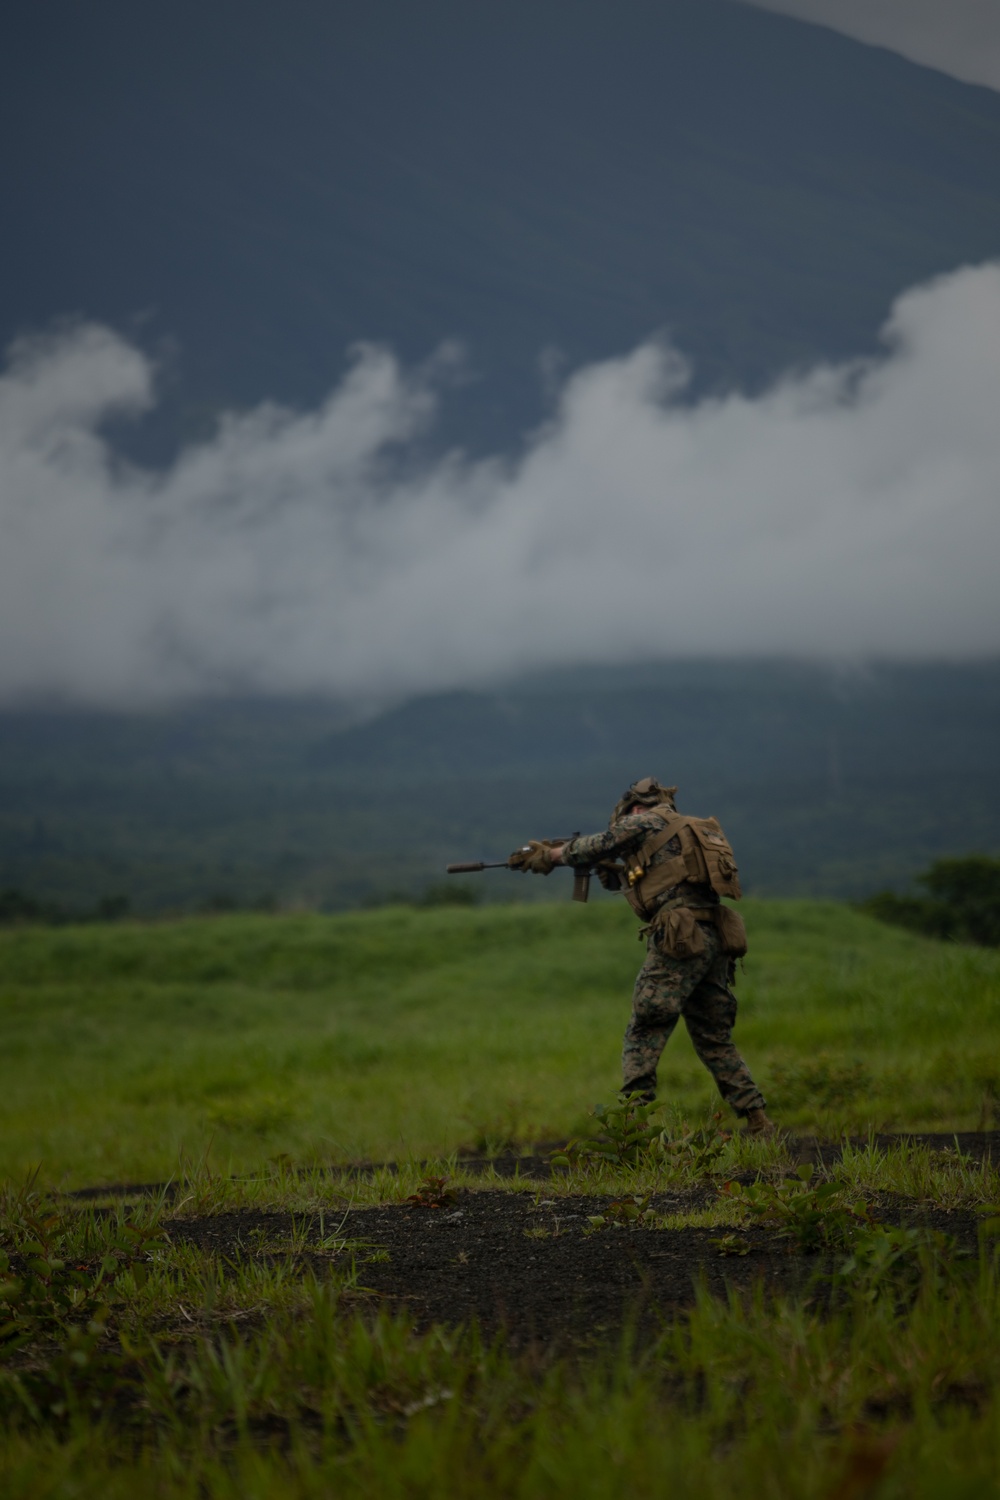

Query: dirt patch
left=340, top=1192, right=803, bottom=1346
left=167, top=1187, right=985, bottom=1349
left=65, top=1130, right=1000, bottom=1202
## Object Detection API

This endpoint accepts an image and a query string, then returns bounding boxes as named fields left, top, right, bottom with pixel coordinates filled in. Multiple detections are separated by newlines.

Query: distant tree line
left=0, top=889, right=132, bottom=926
left=0, top=889, right=274, bottom=925
left=861, top=855, right=1000, bottom=948
left=0, top=885, right=463, bottom=925
left=5, top=859, right=997, bottom=938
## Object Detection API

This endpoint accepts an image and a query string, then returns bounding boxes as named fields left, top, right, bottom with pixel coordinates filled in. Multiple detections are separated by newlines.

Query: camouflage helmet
left=610, top=776, right=678, bottom=824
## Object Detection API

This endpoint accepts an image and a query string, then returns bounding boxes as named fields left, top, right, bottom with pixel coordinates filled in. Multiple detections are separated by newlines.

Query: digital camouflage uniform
left=560, top=812, right=765, bottom=1118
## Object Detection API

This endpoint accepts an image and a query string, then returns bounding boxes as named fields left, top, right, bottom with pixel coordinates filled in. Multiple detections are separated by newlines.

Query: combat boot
left=745, top=1108, right=776, bottom=1135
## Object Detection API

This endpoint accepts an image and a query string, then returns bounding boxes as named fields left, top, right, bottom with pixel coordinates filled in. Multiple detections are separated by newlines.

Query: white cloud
left=741, top=0, right=1000, bottom=93
left=1, top=263, right=999, bottom=705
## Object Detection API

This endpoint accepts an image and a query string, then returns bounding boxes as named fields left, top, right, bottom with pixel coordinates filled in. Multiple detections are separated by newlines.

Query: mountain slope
left=1, top=662, right=998, bottom=911
left=4, top=0, right=1000, bottom=455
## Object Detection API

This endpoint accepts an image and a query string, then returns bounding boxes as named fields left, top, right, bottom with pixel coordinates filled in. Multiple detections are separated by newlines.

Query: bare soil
left=166, top=1165, right=991, bottom=1348
left=64, top=1132, right=996, bottom=1348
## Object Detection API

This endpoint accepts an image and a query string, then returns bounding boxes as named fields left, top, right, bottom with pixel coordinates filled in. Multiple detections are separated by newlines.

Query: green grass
left=1, top=900, right=998, bottom=1188
left=3, top=1126, right=1000, bottom=1494
left=4, top=1239, right=1000, bottom=1499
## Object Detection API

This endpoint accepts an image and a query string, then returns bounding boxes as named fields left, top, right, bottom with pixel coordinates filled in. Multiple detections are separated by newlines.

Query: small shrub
left=553, top=1099, right=732, bottom=1176
left=862, top=853, right=1000, bottom=947
left=659, top=1116, right=733, bottom=1175
left=719, top=1165, right=876, bottom=1253
left=551, top=1095, right=668, bottom=1169
left=921, top=855, right=1000, bottom=945
left=406, top=1177, right=458, bottom=1209
left=584, top=1194, right=662, bottom=1233
left=709, top=1233, right=751, bottom=1257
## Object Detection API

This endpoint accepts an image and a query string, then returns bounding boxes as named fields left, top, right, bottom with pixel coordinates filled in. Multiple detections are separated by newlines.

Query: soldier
left=509, top=777, right=774, bottom=1133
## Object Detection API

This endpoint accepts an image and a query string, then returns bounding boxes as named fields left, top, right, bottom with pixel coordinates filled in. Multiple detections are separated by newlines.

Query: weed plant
left=719, top=1164, right=877, bottom=1252
left=554, top=1094, right=735, bottom=1177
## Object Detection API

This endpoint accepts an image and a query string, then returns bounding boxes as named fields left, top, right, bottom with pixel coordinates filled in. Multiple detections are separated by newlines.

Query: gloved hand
left=507, top=839, right=557, bottom=875
left=596, top=862, right=623, bottom=891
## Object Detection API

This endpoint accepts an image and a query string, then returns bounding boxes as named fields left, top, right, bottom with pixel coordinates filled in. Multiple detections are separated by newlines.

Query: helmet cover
left=610, top=777, right=678, bottom=825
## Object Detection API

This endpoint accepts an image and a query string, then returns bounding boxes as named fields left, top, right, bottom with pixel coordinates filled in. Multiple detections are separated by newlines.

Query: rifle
left=447, top=840, right=596, bottom=903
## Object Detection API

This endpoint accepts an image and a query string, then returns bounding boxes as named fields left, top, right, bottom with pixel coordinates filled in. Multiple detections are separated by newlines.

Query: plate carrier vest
left=620, top=807, right=742, bottom=923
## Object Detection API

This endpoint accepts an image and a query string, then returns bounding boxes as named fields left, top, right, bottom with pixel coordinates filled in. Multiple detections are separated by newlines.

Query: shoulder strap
left=635, top=807, right=687, bottom=862
left=635, top=808, right=713, bottom=887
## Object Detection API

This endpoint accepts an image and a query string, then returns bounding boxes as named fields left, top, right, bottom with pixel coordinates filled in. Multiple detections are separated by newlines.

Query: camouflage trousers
left=622, top=921, right=765, bottom=1117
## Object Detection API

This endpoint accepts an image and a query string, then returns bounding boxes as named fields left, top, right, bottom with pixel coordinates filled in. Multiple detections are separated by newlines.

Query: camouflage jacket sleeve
left=559, top=811, right=666, bottom=867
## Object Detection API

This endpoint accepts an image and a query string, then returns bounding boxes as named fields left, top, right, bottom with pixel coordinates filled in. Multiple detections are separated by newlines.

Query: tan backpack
left=620, top=810, right=746, bottom=960
left=623, top=808, right=741, bottom=906
left=620, top=808, right=747, bottom=956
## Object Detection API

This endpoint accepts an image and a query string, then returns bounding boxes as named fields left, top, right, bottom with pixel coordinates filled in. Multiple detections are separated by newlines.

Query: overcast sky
left=1, top=263, right=998, bottom=706
left=744, top=0, right=1000, bottom=91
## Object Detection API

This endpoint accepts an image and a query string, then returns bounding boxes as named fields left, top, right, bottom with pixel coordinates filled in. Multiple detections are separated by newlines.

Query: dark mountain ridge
left=4, top=0, right=1000, bottom=457
left=1, top=662, right=997, bottom=913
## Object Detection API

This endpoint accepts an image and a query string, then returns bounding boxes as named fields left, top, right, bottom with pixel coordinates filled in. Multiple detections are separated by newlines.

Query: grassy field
left=3, top=902, right=1000, bottom=1496
left=3, top=1232, right=1000, bottom=1500
left=1, top=899, right=999, bottom=1188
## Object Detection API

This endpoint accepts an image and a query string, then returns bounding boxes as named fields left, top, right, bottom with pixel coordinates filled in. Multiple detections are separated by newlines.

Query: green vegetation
left=864, top=853, right=1000, bottom=948
left=1, top=899, right=999, bottom=1189
left=2, top=890, right=1000, bottom=1498
left=7, top=1274, right=1000, bottom=1500
left=2, top=1163, right=1000, bottom=1498
left=0, top=887, right=134, bottom=928
left=2, top=662, right=999, bottom=915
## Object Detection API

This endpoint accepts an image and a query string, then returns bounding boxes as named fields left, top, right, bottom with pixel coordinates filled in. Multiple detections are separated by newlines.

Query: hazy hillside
left=1, top=662, right=998, bottom=912
left=4, top=0, right=1000, bottom=456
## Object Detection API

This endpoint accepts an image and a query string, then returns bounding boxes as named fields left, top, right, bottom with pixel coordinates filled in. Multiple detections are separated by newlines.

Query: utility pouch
left=688, top=819, right=742, bottom=901
left=653, top=905, right=707, bottom=959
left=713, top=904, right=749, bottom=958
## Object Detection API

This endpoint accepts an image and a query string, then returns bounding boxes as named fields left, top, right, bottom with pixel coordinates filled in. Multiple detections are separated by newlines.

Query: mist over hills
left=1, top=662, right=998, bottom=914
left=5, top=0, right=1000, bottom=455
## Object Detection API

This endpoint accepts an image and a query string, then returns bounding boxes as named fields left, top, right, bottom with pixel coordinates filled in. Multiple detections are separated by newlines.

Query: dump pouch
left=713, top=904, right=748, bottom=958
left=651, top=905, right=707, bottom=959
left=646, top=903, right=748, bottom=959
